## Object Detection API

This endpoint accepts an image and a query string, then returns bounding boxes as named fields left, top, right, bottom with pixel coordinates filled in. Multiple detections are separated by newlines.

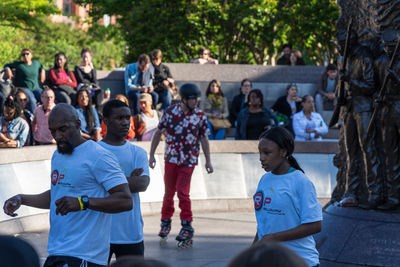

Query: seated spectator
left=200, top=79, right=230, bottom=140
left=125, top=54, right=158, bottom=115
left=14, top=88, right=34, bottom=146
left=271, top=83, right=302, bottom=133
left=75, top=48, right=107, bottom=113
left=32, top=88, right=56, bottom=145
left=315, top=63, right=338, bottom=114
left=101, top=94, right=136, bottom=141
left=293, top=95, right=328, bottom=141
left=48, top=52, right=77, bottom=105
left=236, top=89, right=276, bottom=140
left=75, top=88, right=101, bottom=141
left=190, top=47, right=218, bottom=65
left=290, top=50, right=305, bottom=65
left=3, top=48, right=46, bottom=113
left=151, top=49, right=176, bottom=110
left=227, top=242, right=307, bottom=267
left=133, top=93, right=162, bottom=141
left=229, top=78, right=252, bottom=126
left=276, top=44, right=292, bottom=65
left=0, top=96, right=29, bottom=148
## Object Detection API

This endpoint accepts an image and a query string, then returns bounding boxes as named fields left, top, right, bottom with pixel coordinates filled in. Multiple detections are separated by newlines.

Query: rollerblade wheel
left=177, top=239, right=193, bottom=249
left=160, top=236, right=168, bottom=246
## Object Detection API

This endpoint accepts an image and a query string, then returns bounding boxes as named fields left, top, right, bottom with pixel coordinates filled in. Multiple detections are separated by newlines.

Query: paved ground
left=16, top=211, right=257, bottom=267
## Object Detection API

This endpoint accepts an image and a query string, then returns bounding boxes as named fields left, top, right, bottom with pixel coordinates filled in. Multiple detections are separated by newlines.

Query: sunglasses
left=19, top=98, right=28, bottom=102
left=21, top=53, right=31, bottom=56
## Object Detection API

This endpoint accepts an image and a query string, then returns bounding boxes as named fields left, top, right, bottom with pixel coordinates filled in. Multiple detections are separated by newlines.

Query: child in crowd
left=0, top=96, right=29, bottom=148
left=253, top=127, right=322, bottom=267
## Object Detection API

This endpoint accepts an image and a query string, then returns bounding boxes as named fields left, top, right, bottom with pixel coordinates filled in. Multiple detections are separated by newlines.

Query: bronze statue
left=373, top=29, right=400, bottom=210
left=334, top=29, right=379, bottom=208
left=331, top=0, right=400, bottom=210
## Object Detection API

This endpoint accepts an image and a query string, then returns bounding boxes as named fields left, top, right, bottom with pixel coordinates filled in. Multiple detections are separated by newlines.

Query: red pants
left=161, top=162, right=195, bottom=221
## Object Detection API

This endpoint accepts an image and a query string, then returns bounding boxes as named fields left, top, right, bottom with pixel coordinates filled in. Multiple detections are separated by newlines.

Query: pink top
left=33, top=105, right=55, bottom=144
left=49, top=68, right=77, bottom=88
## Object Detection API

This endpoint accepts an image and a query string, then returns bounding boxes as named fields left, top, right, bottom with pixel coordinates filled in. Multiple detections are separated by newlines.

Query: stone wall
left=97, top=64, right=325, bottom=107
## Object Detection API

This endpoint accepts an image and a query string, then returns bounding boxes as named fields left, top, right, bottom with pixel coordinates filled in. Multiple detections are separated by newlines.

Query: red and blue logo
left=51, top=169, right=65, bottom=186
left=254, top=191, right=264, bottom=210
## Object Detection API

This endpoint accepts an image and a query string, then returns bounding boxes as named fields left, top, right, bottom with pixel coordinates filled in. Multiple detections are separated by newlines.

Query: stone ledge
left=0, top=140, right=338, bottom=165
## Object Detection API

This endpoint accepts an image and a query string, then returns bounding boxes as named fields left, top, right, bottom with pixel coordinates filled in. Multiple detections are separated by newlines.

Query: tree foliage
left=0, top=0, right=59, bottom=32
left=0, top=18, right=126, bottom=70
left=77, top=0, right=339, bottom=65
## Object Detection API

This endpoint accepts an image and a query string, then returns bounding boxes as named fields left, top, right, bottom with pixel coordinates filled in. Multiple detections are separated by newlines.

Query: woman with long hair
left=75, top=87, right=101, bottom=141
left=14, top=88, right=34, bottom=145
left=236, top=89, right=277, bottom=140
left=75, top=48, right=106, bottom=112
left=0, top=96, right=29, bottom=147
left=49, top=52, right=77, bottom=105
left=200, top=79, right=230, bottom=140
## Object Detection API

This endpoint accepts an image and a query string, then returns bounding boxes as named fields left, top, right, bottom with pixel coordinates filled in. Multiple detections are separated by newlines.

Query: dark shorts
left=43, top=256, right=105, bottom=267
left=108, top=241, right=144, bottom=263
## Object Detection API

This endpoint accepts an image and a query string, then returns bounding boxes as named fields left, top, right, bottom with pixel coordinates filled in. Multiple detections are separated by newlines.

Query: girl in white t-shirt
left=253, top=126, right=322, bottom=267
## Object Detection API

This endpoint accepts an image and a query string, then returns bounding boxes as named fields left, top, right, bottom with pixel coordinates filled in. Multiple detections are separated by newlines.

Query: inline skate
left=176, top=220, right=194, bottom=249
left=158, top=219, right=171, bottom=246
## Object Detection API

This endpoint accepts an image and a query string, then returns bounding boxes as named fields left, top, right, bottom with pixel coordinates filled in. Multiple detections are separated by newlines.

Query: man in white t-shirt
left=98, top=99, right=150, bottom=261
left=3, top=103, right=132, bottom=267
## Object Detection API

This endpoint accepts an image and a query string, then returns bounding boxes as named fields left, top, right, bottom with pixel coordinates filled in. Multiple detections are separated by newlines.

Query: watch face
left=82, top=196, right=89, bottom=202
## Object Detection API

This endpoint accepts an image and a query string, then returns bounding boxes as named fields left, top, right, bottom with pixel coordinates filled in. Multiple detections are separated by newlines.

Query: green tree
left=76, top=0, right=339, bottom=65
left=0, top=19, right=125, bottom=70
left=0, top=0, right=59, bottom=32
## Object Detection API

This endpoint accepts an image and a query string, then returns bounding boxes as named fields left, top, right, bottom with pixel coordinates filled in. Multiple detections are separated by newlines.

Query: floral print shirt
left=158, top=104, right=209, bottom=167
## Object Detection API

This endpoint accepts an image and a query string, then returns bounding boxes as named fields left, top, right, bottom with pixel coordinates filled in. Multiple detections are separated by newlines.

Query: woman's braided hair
left=259, top=126, right=304, bottom=173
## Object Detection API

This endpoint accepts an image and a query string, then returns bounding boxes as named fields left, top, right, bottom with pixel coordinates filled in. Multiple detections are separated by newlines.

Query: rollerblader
left=149, top=83, right=214, bottom=248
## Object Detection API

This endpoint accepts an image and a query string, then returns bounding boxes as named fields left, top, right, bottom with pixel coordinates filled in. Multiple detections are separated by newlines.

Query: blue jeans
left=127, top=90, right=159, bottom=115
left=23, top=88, right=42, bottom=113
left=207, top=120, right=226, bottom=140
left=156, top=89, right=172, bottom=111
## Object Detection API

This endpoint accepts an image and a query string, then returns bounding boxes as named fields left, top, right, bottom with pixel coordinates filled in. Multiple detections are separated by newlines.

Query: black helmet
left=179, top=83, right=201, bottom=99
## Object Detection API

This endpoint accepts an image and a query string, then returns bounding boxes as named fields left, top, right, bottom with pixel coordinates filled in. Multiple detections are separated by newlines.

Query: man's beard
left=57, top=140, right=74, bottom=155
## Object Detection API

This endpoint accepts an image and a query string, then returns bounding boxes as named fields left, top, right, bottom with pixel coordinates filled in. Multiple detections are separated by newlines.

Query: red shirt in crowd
left=158, top=104, right=209, bottom=167
left=49, top=68, right=77, bottom=88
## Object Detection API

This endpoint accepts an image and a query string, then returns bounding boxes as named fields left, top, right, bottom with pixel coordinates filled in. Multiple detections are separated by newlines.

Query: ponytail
left=260, top=126, right=305, bottom=173
left=288, top=155, right=304, bottom=173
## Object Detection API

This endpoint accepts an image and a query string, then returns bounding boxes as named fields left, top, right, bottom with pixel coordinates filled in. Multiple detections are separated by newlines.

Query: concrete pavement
left=16, top=211, right=257, bottom=267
